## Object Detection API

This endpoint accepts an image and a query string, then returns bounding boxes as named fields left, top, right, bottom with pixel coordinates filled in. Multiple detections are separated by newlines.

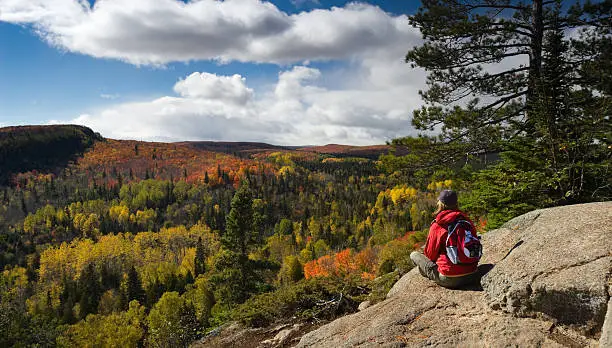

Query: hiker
left=410, top=190, right=481, bottom=289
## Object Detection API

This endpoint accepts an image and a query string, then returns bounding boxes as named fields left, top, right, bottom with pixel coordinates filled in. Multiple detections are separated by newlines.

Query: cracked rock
left=481, top=202, right=612, bottom=336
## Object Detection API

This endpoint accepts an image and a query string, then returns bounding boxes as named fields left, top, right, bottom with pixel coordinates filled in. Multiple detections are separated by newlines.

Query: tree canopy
left=385, top=0, right=611, bottom=223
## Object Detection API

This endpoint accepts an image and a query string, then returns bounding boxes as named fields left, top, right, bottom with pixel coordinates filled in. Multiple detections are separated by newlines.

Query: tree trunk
left=528, top=0, right=545, bottom=112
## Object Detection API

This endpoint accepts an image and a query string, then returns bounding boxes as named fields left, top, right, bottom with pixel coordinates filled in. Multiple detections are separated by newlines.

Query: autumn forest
left=1, top=1, right=610, bottom=346
left=0, top=125, right=449, bottom=346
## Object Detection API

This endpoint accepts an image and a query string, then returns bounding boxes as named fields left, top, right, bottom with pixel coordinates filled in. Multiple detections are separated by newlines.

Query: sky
left=0, top=0, right=425, bottom=145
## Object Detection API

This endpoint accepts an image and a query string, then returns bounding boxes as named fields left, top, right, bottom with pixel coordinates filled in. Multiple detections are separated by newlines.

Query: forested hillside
left=0, top=125, right=101, bottom=185
left=0, top=126, right=450, bottom=346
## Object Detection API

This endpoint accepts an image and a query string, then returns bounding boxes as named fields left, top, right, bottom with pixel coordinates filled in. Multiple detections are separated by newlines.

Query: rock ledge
left=297, top=202, right=612, bottom=347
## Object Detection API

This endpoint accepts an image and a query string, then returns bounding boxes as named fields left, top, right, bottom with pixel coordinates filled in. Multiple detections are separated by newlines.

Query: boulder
left=481, top=202, right=611, bottom=335
left=259, top=324, right=303, bottom=347
left=358, top=301, right=371, bottom=311
left=296, top=202, right=611, bottom=347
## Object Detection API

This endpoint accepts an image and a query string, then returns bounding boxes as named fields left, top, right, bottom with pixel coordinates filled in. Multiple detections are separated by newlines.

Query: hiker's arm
left=423, top=226, right=441, bottom=262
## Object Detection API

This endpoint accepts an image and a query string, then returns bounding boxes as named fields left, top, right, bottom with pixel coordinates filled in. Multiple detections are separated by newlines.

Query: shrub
left=378, top=231, right=427, bottom=275
left=233, top=278, right=359, bottom=328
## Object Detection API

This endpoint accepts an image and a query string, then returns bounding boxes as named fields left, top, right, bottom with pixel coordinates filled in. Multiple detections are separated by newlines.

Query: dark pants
left=410, top=251, right=480, bottom=289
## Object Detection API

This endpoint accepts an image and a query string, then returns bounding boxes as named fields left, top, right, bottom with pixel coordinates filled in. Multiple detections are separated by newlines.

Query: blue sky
left=0, top=0, right=423, bottom=145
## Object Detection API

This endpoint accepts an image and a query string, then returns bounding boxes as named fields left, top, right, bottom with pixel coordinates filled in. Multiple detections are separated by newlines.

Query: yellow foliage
left=109, top=204, right=130, bottom=225
left=427, top=180, right=453, bottom=192
left=389, top=186, right=418, bottom=205
left=1, top=267, right=28, bottom=294
left=37, top=224, right=217, bottom=297
left=58, top=300, right=146, bottom=347
left=278, top=165, right=295, bottom=176
left=180, top=247, right=196, bottom=276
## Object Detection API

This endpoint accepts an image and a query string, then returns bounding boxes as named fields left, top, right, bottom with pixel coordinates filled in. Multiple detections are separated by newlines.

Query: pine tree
left=211, top=183, right=260, bottom=304
left=59, top=277, right=77, bottom=324
left=184, top=271, right=195, bottom=286
left=194, top=237, right=206, bottom=277
left=78, top=263, right=101, bottom=319
left=179, top=302, right=200, bottom=344
left=125, top=266, right=145, bottom=304
left=223, top=183, right=254, bottom=257
left=385, top=0, right=611, bottom=222
left=390, top=0, right=610, bottom=164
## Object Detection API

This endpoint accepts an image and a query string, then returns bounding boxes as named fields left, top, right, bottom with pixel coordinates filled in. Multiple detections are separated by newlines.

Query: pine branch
left=465, top=66, right=530, bottom=83
left=441, top=51, right=529, bottom=69
left=447, top=0, right=529, bottom=12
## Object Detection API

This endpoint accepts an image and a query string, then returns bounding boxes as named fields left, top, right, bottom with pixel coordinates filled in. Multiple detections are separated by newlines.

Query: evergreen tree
left=184, top=271, right=195, bottom=286
left=385, top=0, right=611, bottom=224
left=194, top=237, right=206, bottom=277
left=223, top=183, right=254, bottom=257
left=390, top=0, right=609, bottom=159
left=59, top=277, right=77, bottom=324
left=78, top=263, right=101, bottom=319
left=211, top=183, right=259, bottom=304
left=125, top=266, right=145, bottom=304
left=179, top=302, right=200, bottom=344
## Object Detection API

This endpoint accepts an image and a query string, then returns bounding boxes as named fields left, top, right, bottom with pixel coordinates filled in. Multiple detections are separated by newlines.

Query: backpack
left=445, top=219, right=482, bottom=264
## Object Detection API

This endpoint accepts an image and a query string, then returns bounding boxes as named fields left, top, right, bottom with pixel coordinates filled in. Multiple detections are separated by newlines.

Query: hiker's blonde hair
left=433, top=200, right=459, bottom=216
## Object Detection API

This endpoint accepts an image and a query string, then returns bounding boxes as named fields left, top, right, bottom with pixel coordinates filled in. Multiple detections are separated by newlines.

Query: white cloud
left=0, top=0, right=429, bottom=144
left=68, top=62, right=424, bottom=145
left=0, top=0, right=417, bottom=65
left=174, top=73, right=253, bottom=105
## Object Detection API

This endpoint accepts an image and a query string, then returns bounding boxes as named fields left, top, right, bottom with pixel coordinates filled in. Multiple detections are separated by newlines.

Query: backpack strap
left=445, top=219, right=460, bottom=245
left=446, top=219, right=470, bottom=244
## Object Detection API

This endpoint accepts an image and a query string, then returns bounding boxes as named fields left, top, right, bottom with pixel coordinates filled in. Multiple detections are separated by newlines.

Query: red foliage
left=476, top=217, right=487, bottom=233
left=397, top=231, right=417, bottom=242
left=304, top=255, right=333, bottom=279
left=76, top=140, right=275, bottom=185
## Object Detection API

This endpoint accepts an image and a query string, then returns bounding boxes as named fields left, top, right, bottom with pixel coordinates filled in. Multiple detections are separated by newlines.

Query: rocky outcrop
left=481, top=203, right=611, bottom=336
left=297, top=202, right=612, bottom=347
left=601, top=300, right=612, bottom=348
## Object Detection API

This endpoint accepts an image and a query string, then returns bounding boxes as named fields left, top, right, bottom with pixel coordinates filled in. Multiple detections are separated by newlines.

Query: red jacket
left=424, top=210, right=478, bottom=277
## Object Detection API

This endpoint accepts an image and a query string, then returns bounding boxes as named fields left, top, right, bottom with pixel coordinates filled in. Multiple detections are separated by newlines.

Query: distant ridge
left=179, top=141, right=290, bottom=156
left=0, top=125, right=101, bottom=184
left=179, top=141, right=399, bottom=160
left=0, top=124, right=398, bottom=186
left=297, top=144, right=407, bottom=160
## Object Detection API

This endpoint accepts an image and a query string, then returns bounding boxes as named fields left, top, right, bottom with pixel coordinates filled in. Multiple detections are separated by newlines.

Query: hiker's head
left=434, top=190, right=458, bottom=215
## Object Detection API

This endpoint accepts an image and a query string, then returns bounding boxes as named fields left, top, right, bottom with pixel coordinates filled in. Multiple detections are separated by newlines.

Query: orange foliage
left=361, top=272, right=376, bottom=281
left=304, top=255, right=332, bottom=279
left=335, top=249, right=356, bottom=275
left=354, top=248, right=377, bottom=272
left=476, top=217, right=487, bottom=233
left=304, top=247, right=378, bottom=280
left=397, top=231, right=416, bottom=242
left=76, top=140, right=275, bottom=185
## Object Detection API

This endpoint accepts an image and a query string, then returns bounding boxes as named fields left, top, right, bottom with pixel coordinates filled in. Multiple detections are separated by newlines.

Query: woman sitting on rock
left=410, top=190, right=481, bottom=289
